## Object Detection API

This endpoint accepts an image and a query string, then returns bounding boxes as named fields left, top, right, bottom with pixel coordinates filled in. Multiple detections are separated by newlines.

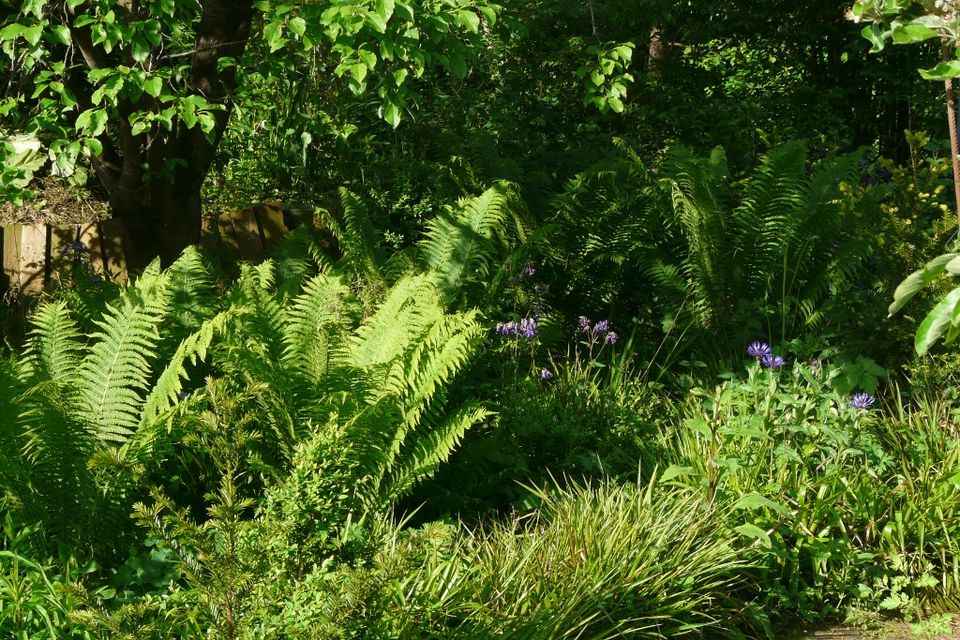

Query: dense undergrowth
left=3, top=158, right=960, bottom=637
left=5, top=0, right=960, bottom=638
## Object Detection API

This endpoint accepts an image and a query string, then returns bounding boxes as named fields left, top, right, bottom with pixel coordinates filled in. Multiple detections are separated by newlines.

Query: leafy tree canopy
left=0, top=0, right=497, bottom=264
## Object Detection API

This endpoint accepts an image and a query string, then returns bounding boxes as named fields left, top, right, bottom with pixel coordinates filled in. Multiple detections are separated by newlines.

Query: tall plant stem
left=942, top=39, right=960, bottom=227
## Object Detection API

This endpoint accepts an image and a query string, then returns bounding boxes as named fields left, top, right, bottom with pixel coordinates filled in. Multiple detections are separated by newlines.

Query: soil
left=792, top=620, right=960, bottom=640
left=0, top=176, right=109, bottom=225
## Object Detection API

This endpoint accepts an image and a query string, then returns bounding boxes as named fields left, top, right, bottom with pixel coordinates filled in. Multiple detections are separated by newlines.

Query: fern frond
left=317, top=188, right=385, bottom=287
left=418, top=182, right=519, bottom=299
left=379, top=402, right=490, bottom=507
left=77, top=264, right=171, bottom=444
left=348, top=274, right=444, bottom=368
left=17, top=380, right=96, bottom=534
left=282, top=272, right=355, bottom=381
left=165, top=246, right=218, bottom=336
left=18, top=301, right=83, bottom=384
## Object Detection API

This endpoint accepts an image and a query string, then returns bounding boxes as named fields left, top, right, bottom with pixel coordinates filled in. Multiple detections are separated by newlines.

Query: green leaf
left=735, top=523, right=772, bottom=548
left=143, top=76, right=163, bottom=98
left=22, top=24, right=43, bottom=46
left=661, top=465, right=695, bottom=482
left=358, top=48, right=377, bottom=70
left=732, top=493, right=789, bottom=516
left=891, top=23, right=938, bottom=45
left=919, top=60, right=960, bottom=81
left=383, top=101, right=401, bottom=128
left=458, top=9, right=480, bottom=33
left=48, top=25, right=71, bottom=45
left=131, top=119, right=150, bottom=137
left=889, top=253, right=958, bottom=316
left=479, top=6, right=497, bottom=26
left=915, top=287, right=960, bottom=355
left=861, top=24, right=886, bottom=53
left=288, top=16, right=307, bottom=37
left=84, top=138, right=103, bottom=156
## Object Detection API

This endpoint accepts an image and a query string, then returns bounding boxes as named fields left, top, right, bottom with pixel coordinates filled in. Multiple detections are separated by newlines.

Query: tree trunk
left=78, top=0, right=255, bottom=270
left=647, top=25, right=669, bottom=76
left=943, top=39, right=960, bottom=227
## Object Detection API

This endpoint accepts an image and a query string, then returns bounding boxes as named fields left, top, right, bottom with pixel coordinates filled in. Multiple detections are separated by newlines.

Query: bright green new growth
left=0, top=182, right=517, bottom=547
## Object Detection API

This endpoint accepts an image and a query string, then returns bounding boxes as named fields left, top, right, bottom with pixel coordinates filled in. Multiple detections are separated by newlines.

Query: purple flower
left=761, top=354, right=785, bottom=369
left=604, top=331, right=618, bottom=345
left=594, top=319, right=610, bottom=333
left=540, top=368, right=553, bottom=380
left=522, top=261, right=536, bottom=277
left=60, top=241, right=91, bottom=257
left=518, top=317, right=538, bottom=339
left=747, top=341, right=772, bottom=359
left=496, top=321, right=518, bottom=337
left=850, top=392, right=876, bottom=410
left=578, top=316, right=591, bottom=330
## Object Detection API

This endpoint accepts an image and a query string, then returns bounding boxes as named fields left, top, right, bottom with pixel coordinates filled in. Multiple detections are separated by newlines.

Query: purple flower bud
left=578, top=316, right=591, bottom=330
left=747, top=341, right=772, bottom=359
left=761, top=354, right=785, bottom=369
left=604, top=331, right=618, bottom=345
left=594, top=319, right=610, bottom=333
left=522, top=261, right=536, bottom=277
left=850, top=392, right=876, bottom=410
left=540, top=368, right=553, bottom=380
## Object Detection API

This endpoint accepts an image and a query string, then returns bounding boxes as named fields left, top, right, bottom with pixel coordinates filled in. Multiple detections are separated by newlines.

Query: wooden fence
left=2, top=202, right=303, bottom=295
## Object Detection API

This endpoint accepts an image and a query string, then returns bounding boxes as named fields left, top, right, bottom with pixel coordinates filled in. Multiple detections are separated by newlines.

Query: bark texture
left=74, top=0, right=255, bottom=267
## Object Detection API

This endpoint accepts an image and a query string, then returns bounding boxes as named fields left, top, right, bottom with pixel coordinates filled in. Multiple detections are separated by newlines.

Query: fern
left=77, top=264, right=171, bottom=444
left=549, top=140, right=872, bottom=345
left=418, top=181, right=520, bottom=300
left=316, top=188, right=385, bottom=288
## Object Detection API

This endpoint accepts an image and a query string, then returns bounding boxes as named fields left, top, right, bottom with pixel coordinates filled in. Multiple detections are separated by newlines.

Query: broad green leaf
left=891, top=23, right=938, bottom=45
left=861, top=24, right=886, bottom=53
left=889, top=253, right=958, bottom=316
left=456, top=9, right=480, bottom=33
left=288, top=16, right=307, bottom=37
left=732, top=493, right=789, bottom=516
left=143, top=76, right=163, bottom=98
left=915, top=287, right=960, bottom=355
left=383, top=101, right=401, bottom=128
left=735, top=523, right=772, bottom=548
left=920, top=60, right=960, bottom=81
